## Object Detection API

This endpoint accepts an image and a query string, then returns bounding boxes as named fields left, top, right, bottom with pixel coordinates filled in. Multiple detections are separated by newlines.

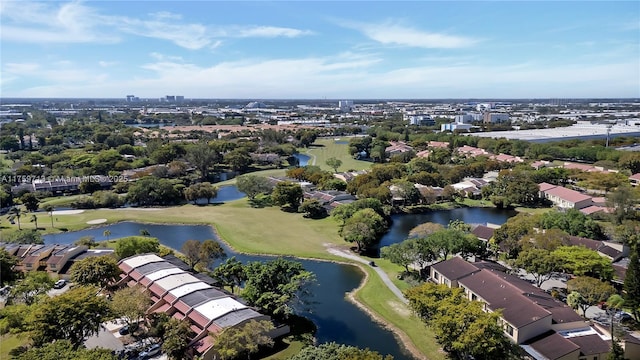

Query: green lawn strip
left=514, top=206, right=553, bottom=215
left=354, top=267, right=445, bottom=360
left=39, top=194, right=86, bottom=208
left=303, top=138, right=371, bottom=172
left=0, top=334, right=28, bottom=358
left=214, top=168, right=287, bottom=186
left=262, top=339, right=306, bottom=360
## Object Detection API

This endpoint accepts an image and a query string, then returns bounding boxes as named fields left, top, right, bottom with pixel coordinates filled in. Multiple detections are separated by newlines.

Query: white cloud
left=1, top=1, right=314, bottom=49
left=235, top=26, right=314, bottom=38
left=98, top=61, right=118, bottom=67
left=6, top=52, right=637, bottom=99
left=343, top=20, right=479, bottom=48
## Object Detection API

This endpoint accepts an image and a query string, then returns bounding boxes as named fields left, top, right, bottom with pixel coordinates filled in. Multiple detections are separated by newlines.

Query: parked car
left=137, top=344, right=161, bottom=359
left=53, top=279, right=67, bottom=289
left=118, top=325, right=130, bottom=336
left=614, top=311, right=633, bottom=322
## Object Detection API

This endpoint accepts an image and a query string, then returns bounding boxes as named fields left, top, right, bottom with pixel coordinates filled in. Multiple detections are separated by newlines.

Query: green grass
left=215, top=168, right=287, bottom=186
left=303, top=137, right=371, bottom=172
left=354, top=267, right=446, bottom=360
left=0, top=334, right=28, bottom=358
left=262, top=340, right=306, bottom=360
left=0, top=198, right=440, bottom=359
left=514, top=206, right=553, bottom=215
left=39, top=194, right=86, bottom=208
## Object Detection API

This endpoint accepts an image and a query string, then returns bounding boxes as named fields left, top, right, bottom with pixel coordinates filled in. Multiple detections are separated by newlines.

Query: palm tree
left=8, top=207, right=23, bottom=230
left=103, top=229, right=111, bottom=241
left=140, top=229, right=150, bottom=237
left=44, top=205, right=54, bottom=228
left=30, top=214, right=38, bottom=229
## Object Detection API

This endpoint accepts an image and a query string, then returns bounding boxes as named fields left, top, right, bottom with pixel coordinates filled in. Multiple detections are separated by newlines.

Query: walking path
left=326, top=247, right=408, bottom=304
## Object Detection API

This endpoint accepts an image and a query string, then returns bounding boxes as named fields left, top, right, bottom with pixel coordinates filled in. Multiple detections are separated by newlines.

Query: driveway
left=85, top=324, right=124, bottom=352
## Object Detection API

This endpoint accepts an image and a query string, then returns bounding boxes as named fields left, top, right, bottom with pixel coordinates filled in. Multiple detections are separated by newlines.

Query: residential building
left=538, top=183, right=593, bottom=210
left=441, top=122, right=472, bottom=132
left=116, top=254, right=288, bottom=360
left=629, top=173, right=640, bottom=186
left=385, top=141, right=413, bottom=156
left=430, top=257, right=615, bottom=360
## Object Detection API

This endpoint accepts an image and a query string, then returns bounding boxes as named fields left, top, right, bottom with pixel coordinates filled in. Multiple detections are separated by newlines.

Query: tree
left=552, top=246, right=614, bottom=280
left=242, top=258, right=315, bottom=318
left=8, top=207, right=24, bottom=230
left=27, top=286, right=111, bottom=347
left=75, top=236, right=97, bottom=248
left=487, top=169, right=539, bottom=207
left=44, top=205, right=54, bottom=228
left=184, top=182, right=218, bottom=204
left=299, top=199, right=327, bottom=219
left=20, top=192, right=40, bottom=212
left=623, top=245, right=640, bottom=321
left=9, top=271, right=54, bottom=305
left=607, top=184, right=639, bottom=224
left=408, top=222, right=444, bottom=238
left=180, top=239, right=226, bottom=270
left=103, top=229, right=111, bottom=241
left=405, top=282, right=514, bottom=360
left=211, top=257, right=246, bottom=294
left=381, top=240, right=419, bottom=274
left=187, top=142, right=219, bottom=181
left=3, top=229, right=43, bottom=244
left=70, top=255, right=122, bottom=288
left=567, top=276, right=616, bottom=316
left=0, top=248, right=19, bottom=285
left=290, top=342, right=393, bottom=360
left=271, top=181, right=304, bottom=210
left=341, top=208, right=386, bottom=252
left=325, top=157, right=343, bottom=173
left=126, top=176, right=182, bottom=206
left=567, top=291, right=588, bottom=317
left=211, top=320, right=275, bottom=360
left=513, top=248, right=561, bottom=287
left=224, top=149, right=252, bottom=172
left=16, top=340, right=117, bottom=360
left=236, top=175, right=273, bottom=200
left=161, top=318, right=192, bottom=360
left=539, top=209, right=605, bottom=239
left=114, top=236, right=160, bottom=259
left=29, top=214, right=39, bottom=229
left=110, top=286, right=151, bottom=332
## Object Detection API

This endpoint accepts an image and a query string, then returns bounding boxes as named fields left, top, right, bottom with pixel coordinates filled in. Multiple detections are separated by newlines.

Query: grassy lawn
left=515, top=206, right=553, bottom=215
left=214, top=168, right=287, bottom=186
left=0, top=198, right=441, bottom=359
left=303, top=137, right=371, bottom=172
left=0, top=334, right=28, bottom=358
left=39, top=194, right=86, bottom=208
left=354, top=267, right=445, bottom=360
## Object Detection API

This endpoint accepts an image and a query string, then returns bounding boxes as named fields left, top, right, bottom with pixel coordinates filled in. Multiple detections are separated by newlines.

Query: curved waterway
left=44, top=222, right=412, bottom=359
left=379, top=207, right=517, bottom=248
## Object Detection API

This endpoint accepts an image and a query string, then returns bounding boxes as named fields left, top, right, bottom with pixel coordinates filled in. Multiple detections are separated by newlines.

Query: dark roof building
left=431, top=257, right=613, bottom=360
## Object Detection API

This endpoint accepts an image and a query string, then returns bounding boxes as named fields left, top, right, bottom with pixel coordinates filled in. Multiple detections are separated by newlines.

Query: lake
left=44, top=222, right=412, bottom=359
left=378, top=207, right=516, bottom=248
left=292, top=153, right=310, bottom=166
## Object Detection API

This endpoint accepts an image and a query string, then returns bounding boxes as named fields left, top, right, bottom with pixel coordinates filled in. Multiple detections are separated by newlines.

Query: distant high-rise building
left=176, top=96, right=184, bottom=103
left=125, top=95, right=139, bottom=102
left=339, top=100, right=354, bottom=112
left=166, top=95, right=176, bottom=102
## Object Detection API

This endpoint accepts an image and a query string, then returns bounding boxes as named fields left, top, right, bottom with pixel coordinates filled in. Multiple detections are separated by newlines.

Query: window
left=505, top=324, right=514, bottom=337
left=471, top=294, right=478, bottom=301
left=433, top=272, right=439, bottom=280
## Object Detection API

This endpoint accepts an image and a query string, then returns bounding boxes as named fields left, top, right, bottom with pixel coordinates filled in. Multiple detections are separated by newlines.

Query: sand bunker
left=51, top=209, right=85, bottom=215
left=86, top=218, right=107, bottom=225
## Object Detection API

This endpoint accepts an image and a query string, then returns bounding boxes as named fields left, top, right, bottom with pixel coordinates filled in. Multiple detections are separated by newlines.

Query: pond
left=292, top=153, right=310, bottom=166
left=44, top=223, right=412, bottom=359
left=210, top=185, right=246, bottom=203
left=378, top=207, right=517, bottom=248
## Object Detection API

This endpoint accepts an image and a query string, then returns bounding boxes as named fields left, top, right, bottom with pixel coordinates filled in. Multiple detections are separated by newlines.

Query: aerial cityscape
left=1, top=1, right=640, bottom=360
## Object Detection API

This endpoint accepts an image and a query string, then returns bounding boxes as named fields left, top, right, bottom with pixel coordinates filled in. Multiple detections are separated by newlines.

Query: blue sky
left=1, top=1, right=638, bottom=99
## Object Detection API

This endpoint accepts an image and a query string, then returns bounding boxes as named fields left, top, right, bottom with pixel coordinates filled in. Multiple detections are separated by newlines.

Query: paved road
left=327, top=247, right=408, bottom=304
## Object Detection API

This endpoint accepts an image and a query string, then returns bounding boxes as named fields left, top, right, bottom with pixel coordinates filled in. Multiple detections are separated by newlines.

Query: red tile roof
left=543, top=186, right=592, bottom=204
